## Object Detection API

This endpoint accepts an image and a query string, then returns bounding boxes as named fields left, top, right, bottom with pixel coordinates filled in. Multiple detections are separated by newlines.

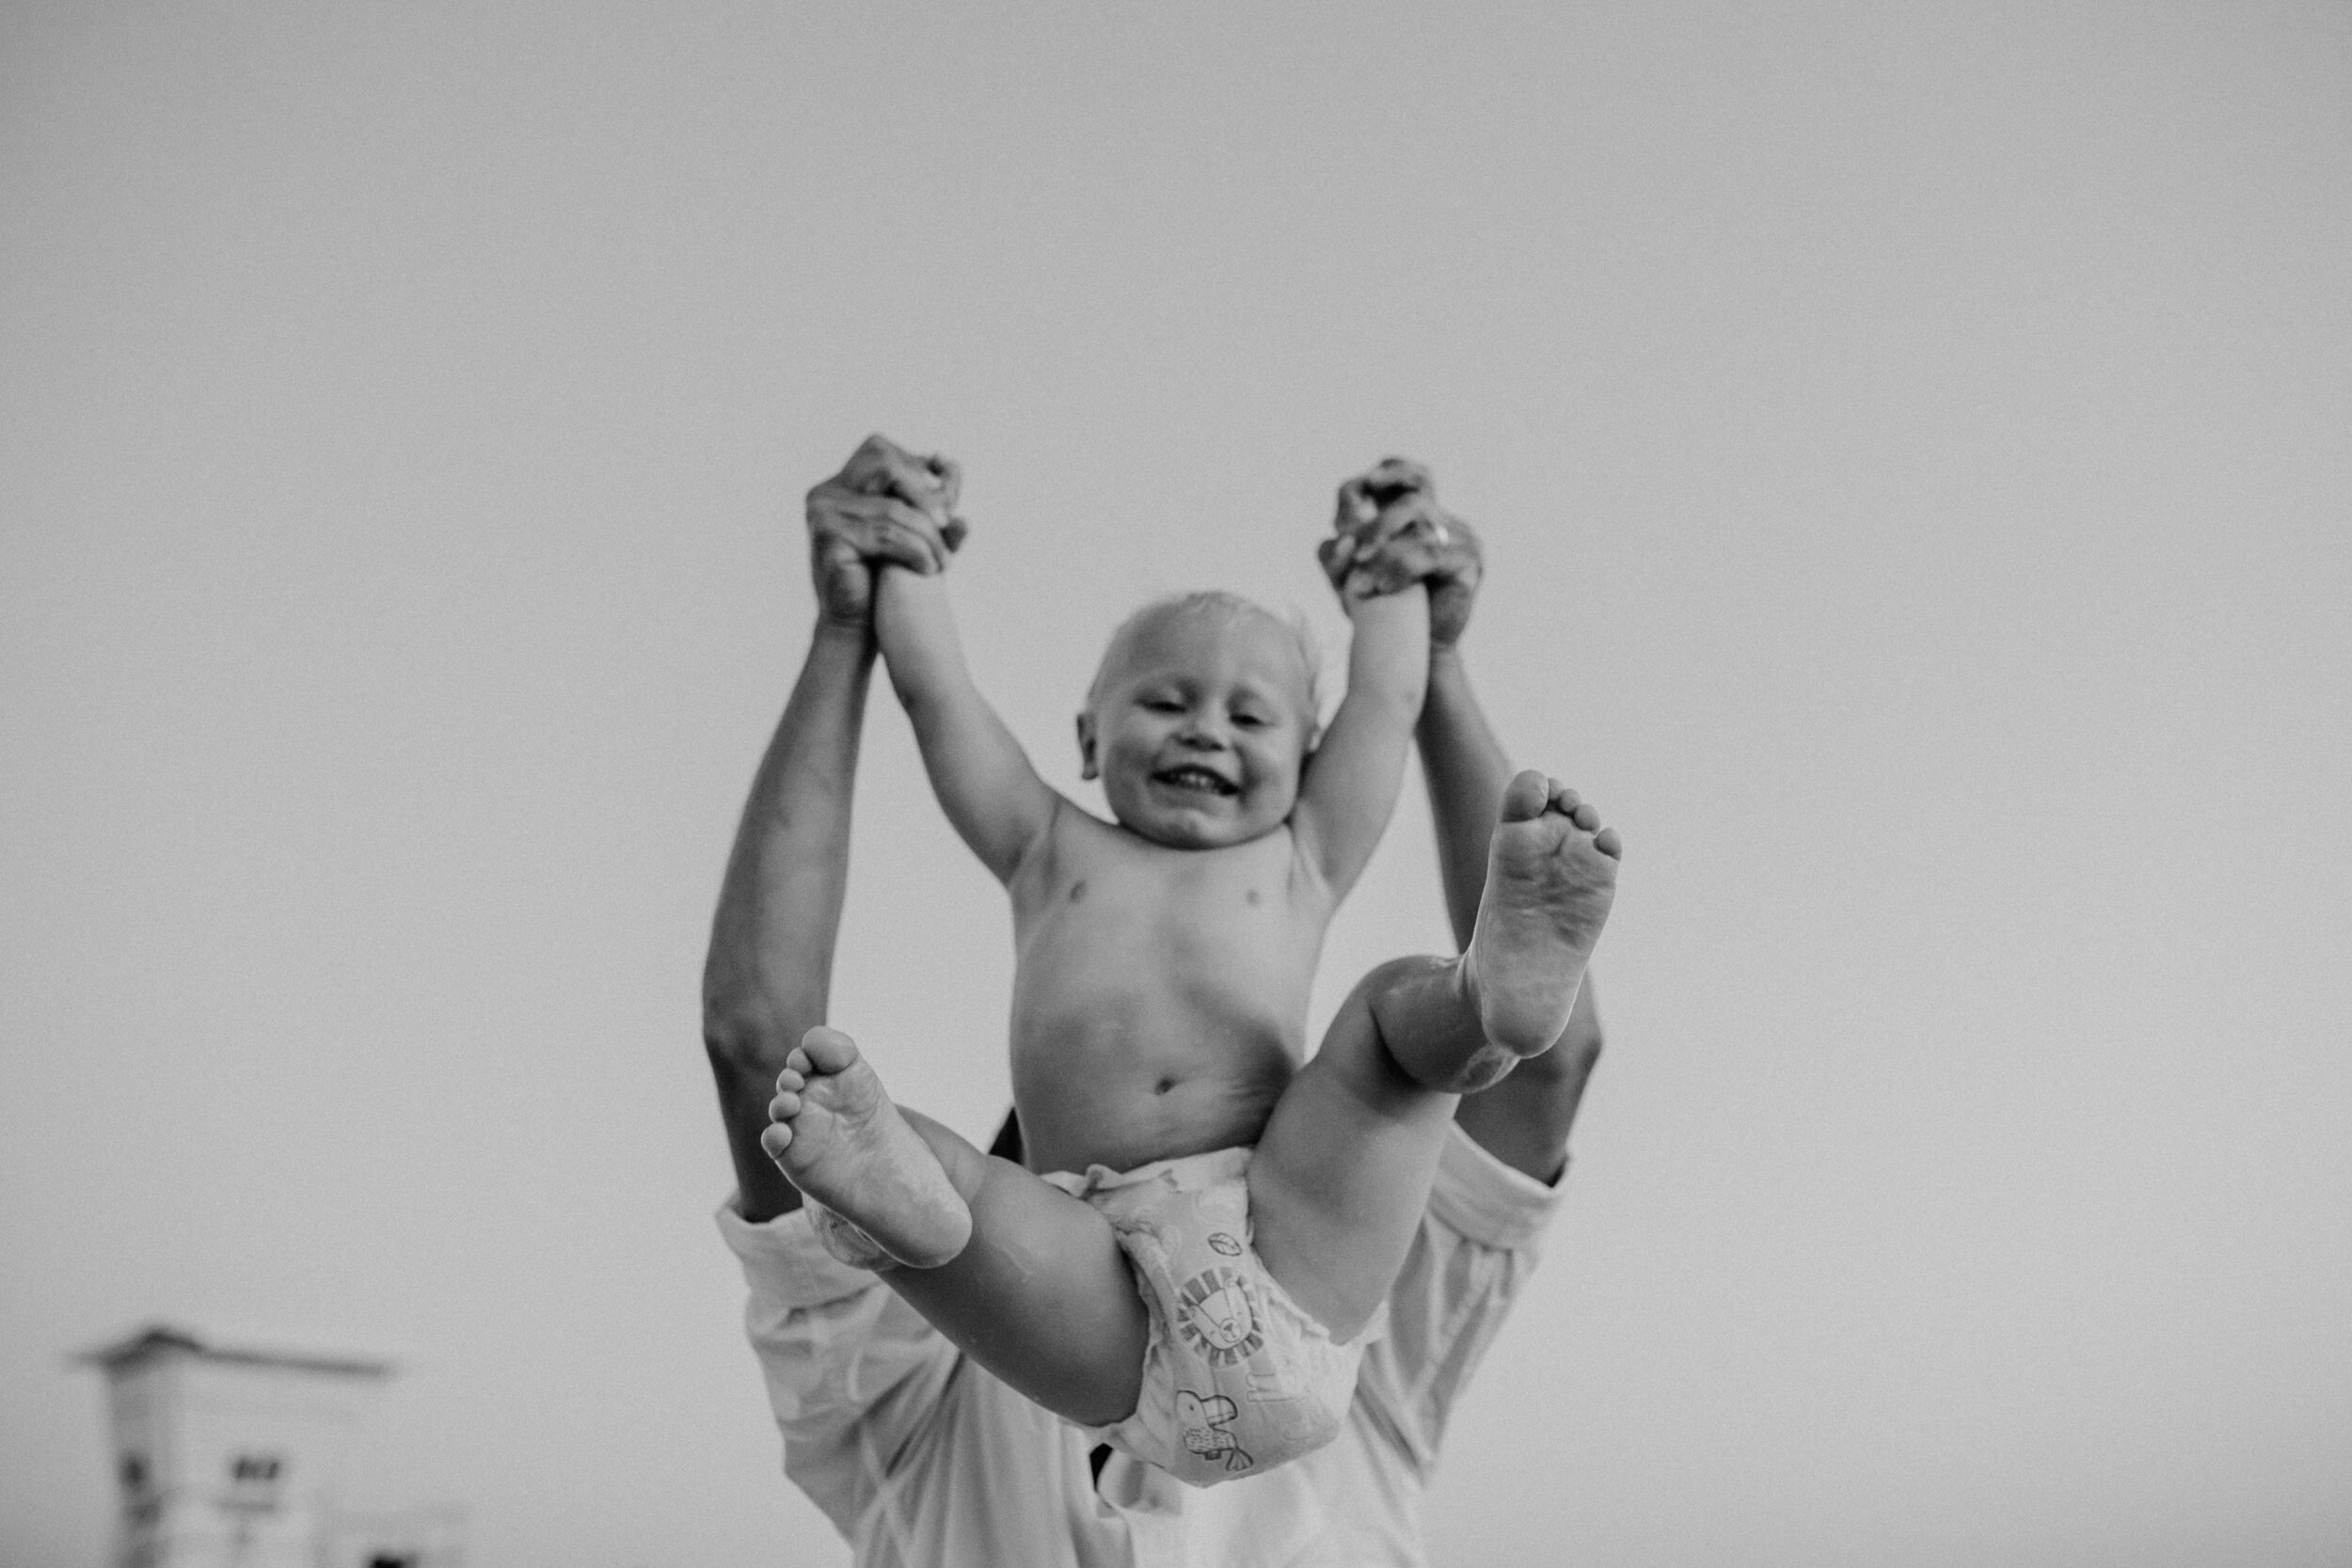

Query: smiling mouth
left=1152, top=765, right=1239, bottom=798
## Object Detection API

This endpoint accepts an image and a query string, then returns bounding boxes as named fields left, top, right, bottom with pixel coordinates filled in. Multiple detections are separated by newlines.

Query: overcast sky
left=4, top=3, right=2348, bottom=1565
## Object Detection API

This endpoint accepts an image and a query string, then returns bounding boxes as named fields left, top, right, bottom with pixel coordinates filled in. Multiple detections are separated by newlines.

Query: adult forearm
left=1417, top=644, right=1514, bottom=952
left=703, top=619, right=877, bottom=1219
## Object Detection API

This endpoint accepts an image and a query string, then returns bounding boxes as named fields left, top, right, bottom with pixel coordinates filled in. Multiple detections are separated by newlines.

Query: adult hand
left=1318, top=457, right=1484, bottom=648
left=804, top=434, right=969, bottom=629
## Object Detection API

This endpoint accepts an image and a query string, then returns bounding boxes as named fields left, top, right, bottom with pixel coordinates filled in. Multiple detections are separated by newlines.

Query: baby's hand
left=1319, top=458, right=1482, bottom=645
left=805, top=434, right=968, bottom=628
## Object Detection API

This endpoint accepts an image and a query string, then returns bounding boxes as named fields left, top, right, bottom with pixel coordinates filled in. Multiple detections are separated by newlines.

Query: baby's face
left=1081, top=605, right=1316, bottom=850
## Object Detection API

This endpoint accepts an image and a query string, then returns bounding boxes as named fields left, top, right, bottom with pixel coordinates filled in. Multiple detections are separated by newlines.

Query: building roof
left=77, top=1323, right=395, bottom=1378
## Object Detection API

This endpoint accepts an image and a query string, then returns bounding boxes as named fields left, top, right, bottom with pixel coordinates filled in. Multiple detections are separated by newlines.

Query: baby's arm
left=874, top=564, right=1058, bottom=883
left=1291, top=578, right=1430, bottom=896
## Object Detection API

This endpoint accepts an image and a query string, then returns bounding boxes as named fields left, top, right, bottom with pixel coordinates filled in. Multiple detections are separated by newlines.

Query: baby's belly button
left=1145, top=1075, right=1277, bottom=1132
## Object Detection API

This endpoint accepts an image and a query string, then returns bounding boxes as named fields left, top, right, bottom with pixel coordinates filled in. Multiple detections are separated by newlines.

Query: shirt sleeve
left=715, top=1196, right=964, bottom=1540
left=1348, top=1125, right=1565, bottom=1479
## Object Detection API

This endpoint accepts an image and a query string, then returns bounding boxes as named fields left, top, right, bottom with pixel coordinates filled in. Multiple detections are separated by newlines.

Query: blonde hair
left=1088, top=591, right=1325, bottom=721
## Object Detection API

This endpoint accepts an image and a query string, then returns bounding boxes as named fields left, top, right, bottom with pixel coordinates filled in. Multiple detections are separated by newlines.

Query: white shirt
left=719, top=1125, right=1563, bottom=1568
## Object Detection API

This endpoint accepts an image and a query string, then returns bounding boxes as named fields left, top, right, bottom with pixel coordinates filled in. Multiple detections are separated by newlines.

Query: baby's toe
left=759, top=1123, right=794, bottom=1160
left=800, top=1025, right=861, bottom=1073
left=1593, top=826, right=1624, bottom=860
left=1500, top=769, right=1551, bottom=822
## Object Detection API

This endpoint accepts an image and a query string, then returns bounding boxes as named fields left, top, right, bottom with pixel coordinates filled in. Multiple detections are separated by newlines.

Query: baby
left=761, top=454, right=1620, bottom=1485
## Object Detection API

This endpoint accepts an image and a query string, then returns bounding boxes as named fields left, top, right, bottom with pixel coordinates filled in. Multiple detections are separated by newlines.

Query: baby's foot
left=1466, top=771, right=1621, bottom=1056
left=759, top=1026, right=972, bottom=1270
left=803, top=1201, right=896, bottom=1271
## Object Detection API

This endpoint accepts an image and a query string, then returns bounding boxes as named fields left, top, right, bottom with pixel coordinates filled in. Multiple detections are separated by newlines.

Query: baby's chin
left=1110, top=799, right=1285, bottom=850
left=1126, top=819, right=1226, bottom=849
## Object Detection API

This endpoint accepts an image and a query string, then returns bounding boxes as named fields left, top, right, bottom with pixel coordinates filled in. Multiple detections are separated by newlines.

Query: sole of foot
left=1467, top=769, right=1621, bottom=1055
left=760, top=1025, right=973, bottom=1269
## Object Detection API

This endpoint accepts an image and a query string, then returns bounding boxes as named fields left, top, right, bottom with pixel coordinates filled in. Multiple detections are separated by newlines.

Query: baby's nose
left=1176, top=718, right=1228, bottom=747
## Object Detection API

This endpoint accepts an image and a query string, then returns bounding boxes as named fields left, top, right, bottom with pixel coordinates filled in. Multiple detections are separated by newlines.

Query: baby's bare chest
left=1011, top=832, right=1326, bottom=1029
left=1007, top=825, right=1331, bottom=1169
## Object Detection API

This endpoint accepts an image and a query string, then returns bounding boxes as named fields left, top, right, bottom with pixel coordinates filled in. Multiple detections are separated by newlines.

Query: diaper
left=1043, top=1146, right=1370, bottom=1488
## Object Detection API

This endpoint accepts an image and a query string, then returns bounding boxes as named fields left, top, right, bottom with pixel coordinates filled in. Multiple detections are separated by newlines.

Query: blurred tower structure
left=81, top=1324, right=400, bottom=1568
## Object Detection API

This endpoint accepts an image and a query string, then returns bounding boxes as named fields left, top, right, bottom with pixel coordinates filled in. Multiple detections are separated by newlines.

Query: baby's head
left=1077, top=592, right=1323, bottom=849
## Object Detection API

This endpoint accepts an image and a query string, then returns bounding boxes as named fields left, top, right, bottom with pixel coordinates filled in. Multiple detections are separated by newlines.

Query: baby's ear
left=1075, top=711, right=1099, bottom=781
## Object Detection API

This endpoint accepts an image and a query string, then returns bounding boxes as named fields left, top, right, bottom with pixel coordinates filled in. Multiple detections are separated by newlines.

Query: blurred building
left=320, top=1507, right=468, bottom=1568
left=80, top=1324, right=462, bottom=1568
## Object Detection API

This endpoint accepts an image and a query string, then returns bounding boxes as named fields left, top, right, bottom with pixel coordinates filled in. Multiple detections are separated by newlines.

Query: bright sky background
left=5, top=3, right=2348, bottom=1565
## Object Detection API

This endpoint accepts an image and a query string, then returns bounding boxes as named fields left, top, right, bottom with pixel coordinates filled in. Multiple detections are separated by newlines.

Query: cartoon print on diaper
left=1175, top=1389, right=1254, bottom=1473
left=1174, top=1265, right=1266, bottom=1365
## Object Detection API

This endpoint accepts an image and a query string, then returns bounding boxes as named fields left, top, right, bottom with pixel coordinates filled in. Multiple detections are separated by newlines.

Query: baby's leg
left=1395, top=769, right=1621, bottom=1089
left=763, top=1027, right=1148, bottom=1426
left=1250, top=772, right=1618, bottom=1340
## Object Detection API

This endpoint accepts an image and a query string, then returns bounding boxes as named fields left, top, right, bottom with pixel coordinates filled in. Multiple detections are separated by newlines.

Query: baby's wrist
left=812, top=613, right=879, bottom=656
left=1340, top=568, right=1418, bottom=614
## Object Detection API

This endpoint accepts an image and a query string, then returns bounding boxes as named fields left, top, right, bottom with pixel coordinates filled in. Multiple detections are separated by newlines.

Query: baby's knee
left=1354, top=952, right=1456, bottom=997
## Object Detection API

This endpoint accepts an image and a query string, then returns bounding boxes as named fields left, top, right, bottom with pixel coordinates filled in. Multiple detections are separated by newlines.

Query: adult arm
left=702, top=436, right=961, bottom=1222
left=1324, top=461, right=1605, bottom=1184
